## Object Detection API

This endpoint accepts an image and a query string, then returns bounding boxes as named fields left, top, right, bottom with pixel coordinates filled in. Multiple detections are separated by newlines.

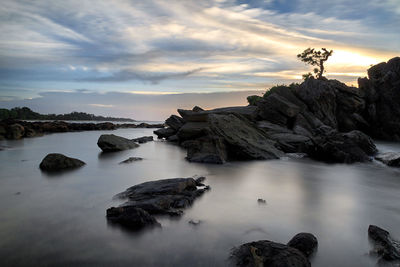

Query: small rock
left=119, top=157, right=143, bottom=164
left=287, top=233, right=318, bottom=257
left=375, top=152, right=400, bottom=167
left=106, top=206, right=161, bottom=230
left=188, top=219, right=202, bottom=225
left=132, top=136, right=153, bottom=144
left=257, top=198, right=266, bottom=204
left=97, top=134, right=139, bottom=152
left=39, top=153, right=85, bottom=172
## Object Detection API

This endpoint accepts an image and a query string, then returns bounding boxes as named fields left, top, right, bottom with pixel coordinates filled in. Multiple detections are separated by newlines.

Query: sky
left=0, top=0, right=399, bottom=120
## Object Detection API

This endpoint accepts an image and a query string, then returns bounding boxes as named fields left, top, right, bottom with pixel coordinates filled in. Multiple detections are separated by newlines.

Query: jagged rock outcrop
left=358, top=57, right=400, bottom=140
left=155, top=57, right=400, bottom=165
left=106, top=177, right=209, bottom=230
left=231, top=233, right=318, bottom=267
left=39, top=153, right=85, bottom=172
left=97, top=134, right=139, bottom=152
left=375, top=152, right=400, bottom=167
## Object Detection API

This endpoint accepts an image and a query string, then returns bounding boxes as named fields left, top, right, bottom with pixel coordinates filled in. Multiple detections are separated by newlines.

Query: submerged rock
left=107, top=177, right=210, bottom=229
left=39, top=153, right=85, bottom=171
left=97, top=134, right=139, bottom=152
left=119, top=157, right=143, bottom=164
left=375, top=152, right=400, bottom=167
left=368, top=225, right=400, bottom=262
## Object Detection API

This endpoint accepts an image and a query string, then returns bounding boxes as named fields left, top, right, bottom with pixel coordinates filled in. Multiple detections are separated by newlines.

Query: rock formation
left=97, top=134, right=139, bottom=152
left=39, top=153, right=85, bottom=172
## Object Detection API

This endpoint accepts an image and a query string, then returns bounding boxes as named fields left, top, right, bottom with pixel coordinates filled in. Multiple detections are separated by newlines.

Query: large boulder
left=368, top=225, right=400, bottom=262
left=375, top=152, right=400, bottom=167
left=39, top=153, right=85, bottom=171
left=287, top=233, right=318, bottom=258
left=165, top=115, right=185, bottom=130
left=177, top=122, right=209, bottom=141
left=97, top=134, right=139, bottom=152
left=208, top=114, right=284, bottom=160
left=107, top=177, right=210, bottom=229
left=183, top=136, right=227, bottom=164
left=359, top=57, right=400, bottom=140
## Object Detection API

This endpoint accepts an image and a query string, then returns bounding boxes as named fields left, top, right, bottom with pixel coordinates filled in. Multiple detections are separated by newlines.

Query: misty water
left=0, top=128, right=399, bottom=266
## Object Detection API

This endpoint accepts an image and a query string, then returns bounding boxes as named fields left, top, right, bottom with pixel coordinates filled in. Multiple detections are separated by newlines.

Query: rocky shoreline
left=154, top=57, right=400, bottom=167
left=0, top=119, right=163, bottom=140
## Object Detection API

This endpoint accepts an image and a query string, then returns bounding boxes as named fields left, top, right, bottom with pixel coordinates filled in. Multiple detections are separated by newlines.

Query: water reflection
left=0, top=129, right=399, bottom=266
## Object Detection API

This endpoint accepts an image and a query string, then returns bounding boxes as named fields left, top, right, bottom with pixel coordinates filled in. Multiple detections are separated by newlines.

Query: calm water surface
left=0, top=129, right=399, bottom=266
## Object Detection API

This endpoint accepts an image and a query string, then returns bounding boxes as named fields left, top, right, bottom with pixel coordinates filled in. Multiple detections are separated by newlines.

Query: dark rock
left=287, top=233, right=318, bottom=257
left=165, top=115, right=185, bottom=130
left=188, top=219, right=202, bottom=225
left=184, top=136, right=227, bottom=164
left=166, top=134, right=179, bottom=142
left=208, top=114, right=284, bottom=160
left=257, top=198, right=266, bottom=204
left=7, top=123, right=25, bottom=139
left=178, top=106, right=258, bottom=122
left=231, top=240, right=311, bottom=267
left=375, top=152, right=400, bottom=167
left=153, top=127, right=176, bottom=139
left=107, top=177, right=209, bottom=229
left=119, top=157, right=143, bottom=164
left=308, top=130, right=377, bottom=163
left=192, top=106, right=204, bottom=112
left=106, top=206, right=161, bottom=230
left=368, top=225, right=400, bottom=262
left=132, top=136, right=153, bottom=144
left=39, top=153, right=85, bottom=171
left=269, top=133, right=312, bottom=153
left=177, top=122, right=209, bottom=141
left=97, top=134, right=139, bottom=152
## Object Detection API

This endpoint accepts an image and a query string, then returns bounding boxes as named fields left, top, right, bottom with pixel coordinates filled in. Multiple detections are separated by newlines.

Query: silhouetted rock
left=97, top=134, right=139, bottom=152
left=132, top=136, right=153, bottom=144
left=287, top=233, right=318, bottom=257
left=165, top=115, right=185, bottom=130
left=107, top=177, right=210, bottom=229
left=375, top=152, right=400, bottom=167
left=183, top=136, right=227, bottom=164
left=39, top=153, right=85, bottom=171
left=368, top=225, right=400, bottom=262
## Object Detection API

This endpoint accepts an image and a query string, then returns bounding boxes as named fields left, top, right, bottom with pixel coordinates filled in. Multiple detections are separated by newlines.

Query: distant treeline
left=0, top=107, right=136, bottom=122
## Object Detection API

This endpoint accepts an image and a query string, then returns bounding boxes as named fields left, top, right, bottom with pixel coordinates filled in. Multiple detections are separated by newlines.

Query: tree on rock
left=297, top=48, right=333, bottom=79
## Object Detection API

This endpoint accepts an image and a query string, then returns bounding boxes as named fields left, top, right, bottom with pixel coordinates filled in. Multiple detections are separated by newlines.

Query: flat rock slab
left=39, top=153, right=85, bottom=172
left=119, top=157, right=143, bottom=164
left=97, top=134, right=139, bottom=152
left=375, top=152, right=400, bottom=167
left=107, top=177, right=209, bottom=230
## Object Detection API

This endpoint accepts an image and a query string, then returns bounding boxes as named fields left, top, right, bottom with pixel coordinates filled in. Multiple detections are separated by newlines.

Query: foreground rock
left=368, top=225, right=400, bottom=262
left=231, top=233, right=317, bottom=267
left=39, top=153, right=85, bottom=171
left=0, top=119, right=163, bottom=140
left=106, top=177, right=209, bottom=230
left=375, top=152, right=400, bottom=167
left=97, top=134, right=139, bottom=152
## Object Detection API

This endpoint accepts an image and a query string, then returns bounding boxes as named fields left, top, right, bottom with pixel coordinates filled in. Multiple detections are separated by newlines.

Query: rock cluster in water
left=231, top=232, right=318, bottom=267
left=368, top=225, right=400, bottom=263
left=155, top=57, right=400, bottom=165
left=106, top=177, right=209, bottom=230
left=0, top=119, right=163, bottom=140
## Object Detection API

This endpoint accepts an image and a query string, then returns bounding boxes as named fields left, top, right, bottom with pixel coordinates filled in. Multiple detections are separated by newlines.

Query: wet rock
left=107, top=177, right=209, bottom=229
left=188, top=219, right=202, bottom=225
left=368, top=225, right=400, bottom=262
left=287, top=233, right=318, bottom=257
left=132, top=136, right=153, bottom=144
left=153, top=127, right=176, bottom=139
left=257, top=198, right=266, bottom=204
left=97, top=134, right=139, bottom=152
left=375, top=152, right=400, bottom=167
left=106, top=206, right=161, bottom=230
left=231, top=240, right=311, bottom=267
left=165, top=115, right=185, bottom=131
left=119, top=157, right=143, bottom=164
left=177, top=122, right=209, bottom=141
left=39, top=153, right=85, bottom=171
left=184, top=136, right=227, bottom=164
